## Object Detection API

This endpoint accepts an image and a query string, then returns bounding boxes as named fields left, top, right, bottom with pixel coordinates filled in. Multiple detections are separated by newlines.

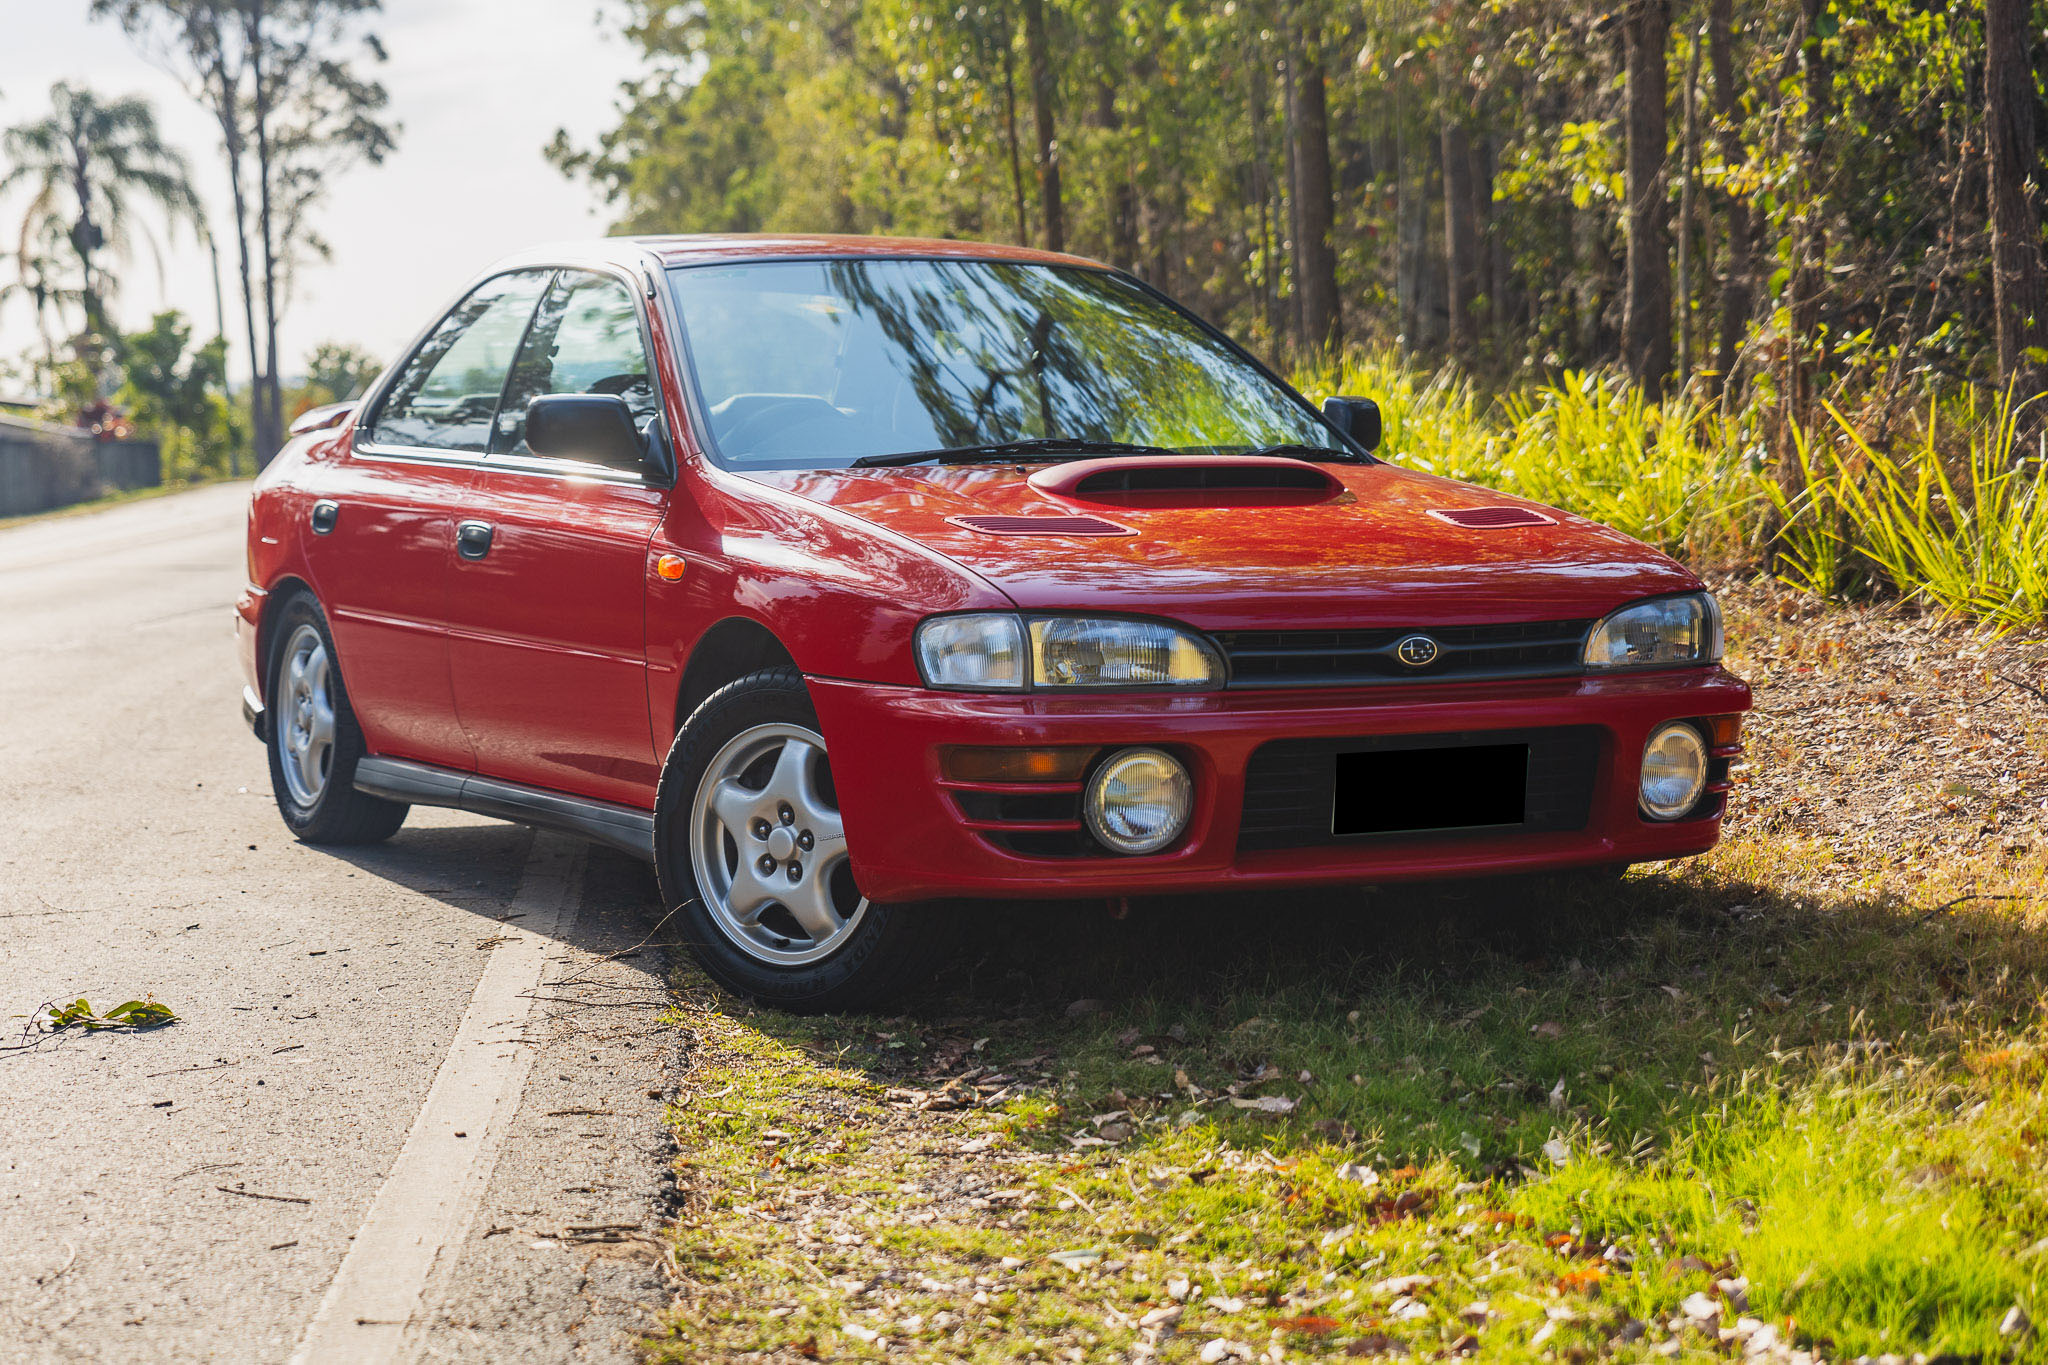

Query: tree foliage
left=1, top=82, right=201, bottom=350
left=92, top=0, right=398, bottom=465
left=554, top=0, right=2048, bottom=407
left=115, top=309, right=239, bottom=479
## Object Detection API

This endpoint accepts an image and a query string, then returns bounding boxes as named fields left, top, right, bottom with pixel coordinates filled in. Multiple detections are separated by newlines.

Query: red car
left=239, top=235, right=1749, bottom=1010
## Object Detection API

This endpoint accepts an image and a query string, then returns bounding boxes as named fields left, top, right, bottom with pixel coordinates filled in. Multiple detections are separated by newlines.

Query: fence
left=0, top=413, right=160, bottom=518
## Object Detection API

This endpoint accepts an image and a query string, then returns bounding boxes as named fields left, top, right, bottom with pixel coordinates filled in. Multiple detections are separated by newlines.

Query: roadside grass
left=652, top=840, right=2048, bottom=1363
left=1296, top=351, right=2048, bottom=632
left=0, top=475, right=243, bottom=531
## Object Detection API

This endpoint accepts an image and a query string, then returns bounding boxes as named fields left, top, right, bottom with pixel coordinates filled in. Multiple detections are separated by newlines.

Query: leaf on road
left=1048, top=1248, right=1104, bottom=1270
left=1228, top=1095, right=1297, bottom=1114
left=1271, top=1314, right=1342, bottom=1335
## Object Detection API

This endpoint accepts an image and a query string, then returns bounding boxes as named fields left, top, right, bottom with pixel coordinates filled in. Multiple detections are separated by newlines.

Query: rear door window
left=491, top=270, right=659, bottom=458
left=368, top=270, right=552, bottom=452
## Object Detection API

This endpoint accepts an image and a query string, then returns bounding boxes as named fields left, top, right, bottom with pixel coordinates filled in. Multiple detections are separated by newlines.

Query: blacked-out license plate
left=1332, top=744, right=1528, bottom=836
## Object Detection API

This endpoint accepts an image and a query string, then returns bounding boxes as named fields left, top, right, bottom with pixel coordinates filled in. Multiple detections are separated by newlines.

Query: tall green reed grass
left=1297, top=350, right=2048, bottom=631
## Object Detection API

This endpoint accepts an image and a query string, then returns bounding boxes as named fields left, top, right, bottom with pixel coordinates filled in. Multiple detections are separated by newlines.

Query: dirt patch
left=1717, top=576, right=2048, bottom=878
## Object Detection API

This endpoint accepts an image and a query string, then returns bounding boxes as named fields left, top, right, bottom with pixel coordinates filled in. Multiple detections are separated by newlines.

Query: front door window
left=492, top=270, right=659, bottom=458
left=368, top=270, right=552, bottom=452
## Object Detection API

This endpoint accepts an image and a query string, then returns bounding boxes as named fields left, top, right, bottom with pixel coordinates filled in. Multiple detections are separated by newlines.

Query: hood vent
left=950, top=513, right=1133, bottom=536
left=1029, top=455, right=1343, bottom=505
left=1426, top=506, right=1557, bottom=529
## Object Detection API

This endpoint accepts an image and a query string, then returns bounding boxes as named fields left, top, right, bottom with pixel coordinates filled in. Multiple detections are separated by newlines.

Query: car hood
left=738, top=460, right=1701, bottom=632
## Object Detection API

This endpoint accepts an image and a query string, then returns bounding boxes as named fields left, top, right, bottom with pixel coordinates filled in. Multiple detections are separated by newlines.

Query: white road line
left=289, top=832, right=587, bottom=1365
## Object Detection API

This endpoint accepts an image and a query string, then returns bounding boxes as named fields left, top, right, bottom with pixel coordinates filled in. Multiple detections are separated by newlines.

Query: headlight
left=1639, top=722, right=1709, bottom=819
left=916, top=614, right=1225, bottom=691
left=916, top=614, right=1026, bottom=690
left=1084, top=747, right=1194, bottom=853
left=1029, top=617, right=1224, bottom=688
left=1583, top=592, right=1723, bottom=670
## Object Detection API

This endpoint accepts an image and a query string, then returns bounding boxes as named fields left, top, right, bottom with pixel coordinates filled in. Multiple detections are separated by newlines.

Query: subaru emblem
left=1394, top=634, right=1440, bottom=668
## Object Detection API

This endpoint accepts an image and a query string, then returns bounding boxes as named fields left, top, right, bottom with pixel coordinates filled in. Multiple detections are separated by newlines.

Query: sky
left=1, top=0, right=645, bottom=392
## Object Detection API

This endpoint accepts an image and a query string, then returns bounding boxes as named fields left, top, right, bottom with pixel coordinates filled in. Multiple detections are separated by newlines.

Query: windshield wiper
left=849, top=438, right=1180, bottom=468
left=1236, top=442, right=1365, bottom=463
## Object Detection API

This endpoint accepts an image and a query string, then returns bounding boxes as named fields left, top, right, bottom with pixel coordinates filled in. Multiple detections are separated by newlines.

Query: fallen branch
left=1918, top=893, right=2037, bottom=923
left=217, top=1185, right=311, bottom=1205
left=1998, top=672, right=2048, bottom=706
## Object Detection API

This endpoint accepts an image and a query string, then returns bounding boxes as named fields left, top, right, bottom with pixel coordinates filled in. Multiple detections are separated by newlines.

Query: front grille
left=1238, top=726, right=1603, bottom=851
left=1215, top=619, right=1593, bottom=688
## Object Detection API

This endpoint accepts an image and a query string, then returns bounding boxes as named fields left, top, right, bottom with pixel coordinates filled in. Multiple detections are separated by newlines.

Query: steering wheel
left=718, top=396, right=846, bottom=456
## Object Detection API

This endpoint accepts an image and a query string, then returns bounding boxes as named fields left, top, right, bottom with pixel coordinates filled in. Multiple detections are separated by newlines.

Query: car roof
left=483, top=233, right=1107, bottom=277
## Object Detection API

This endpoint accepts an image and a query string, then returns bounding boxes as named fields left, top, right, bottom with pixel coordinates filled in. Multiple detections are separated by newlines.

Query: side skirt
left=354, top=756, right=656, bottom=862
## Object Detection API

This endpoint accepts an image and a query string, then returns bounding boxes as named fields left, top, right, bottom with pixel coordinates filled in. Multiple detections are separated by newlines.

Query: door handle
left=310, top=500, right=339, bottom=535
left=455, top=520, right=495, bottom=560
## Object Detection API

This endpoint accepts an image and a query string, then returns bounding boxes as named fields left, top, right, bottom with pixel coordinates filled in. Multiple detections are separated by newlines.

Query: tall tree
left=1984, top=0, right=2047, bottom=416
left=1, top=82, right=200, bottom=339
left=1442, top=120, right=1480, bottom=357
left=1706, top=0, right=1756, bottom=399
left=1021, top=0, right=1063, bottom=253
left=1784, top=0, right=1828, bottom=429
left=1286, top=7, right=1341, bottom=356
left=93, top=0, right=395, bottom=466
left=1620, top=0, right=1672, bottom=398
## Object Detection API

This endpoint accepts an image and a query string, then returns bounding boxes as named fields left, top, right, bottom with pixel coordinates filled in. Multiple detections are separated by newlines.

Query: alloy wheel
left=278, top=624, right=337, bottom=808
left=690, top=722, right=868, bottom=965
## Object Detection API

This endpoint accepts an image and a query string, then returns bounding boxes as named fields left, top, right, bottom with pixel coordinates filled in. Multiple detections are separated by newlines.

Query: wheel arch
left=257, top=574, right=316, bottom=694
left=672, top=616, right=801, bottom=736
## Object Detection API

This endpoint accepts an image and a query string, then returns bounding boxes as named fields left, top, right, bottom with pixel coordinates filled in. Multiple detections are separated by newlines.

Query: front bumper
left=810, top=667, right=1751, bottom=904
left=235, top=585, right=267, bottom=740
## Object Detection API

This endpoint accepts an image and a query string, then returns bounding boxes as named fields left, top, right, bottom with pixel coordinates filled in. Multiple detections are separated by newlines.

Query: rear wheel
left=265, top=594, right=408, bottom=845
left=654, top=667, right=956, bottom=1012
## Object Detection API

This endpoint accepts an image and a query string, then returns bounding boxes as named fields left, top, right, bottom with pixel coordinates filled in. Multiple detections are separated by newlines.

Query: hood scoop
left=1427, top=505, right=1557, bottom=529
left=1029, top=455, right=1343, bottom=507
left=951, top=513, right=1133, bottom=536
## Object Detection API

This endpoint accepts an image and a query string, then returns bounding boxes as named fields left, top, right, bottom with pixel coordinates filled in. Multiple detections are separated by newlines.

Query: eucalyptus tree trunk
left=1621, top=0, right=1673, bottom=400
left=1985, top=0, right=2048, bottom=423
left=1675, top=25, right=1702, bottom=391
left=1707, top=0, right=1756, bottom=401
left=247, top=1, right=285, bottom=466
left=998, top=20, right=1030, bottom=245
left=1021, top=0, right=1063, bottom=254
left=1285, top=18, right=1341, bottom=357
left=1785, top=0, right=1828, bottom=429
left=1441, top=121, right=1480, bottom=357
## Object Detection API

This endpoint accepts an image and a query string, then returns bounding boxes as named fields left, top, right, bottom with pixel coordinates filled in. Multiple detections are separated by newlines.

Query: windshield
left=664, top=258, right=1348, bottom=469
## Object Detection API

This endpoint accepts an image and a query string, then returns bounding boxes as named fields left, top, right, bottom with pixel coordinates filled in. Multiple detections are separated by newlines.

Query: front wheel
left=265, top=593, right=409, bottom=845
left=654, top=667, right=956, bottom=1012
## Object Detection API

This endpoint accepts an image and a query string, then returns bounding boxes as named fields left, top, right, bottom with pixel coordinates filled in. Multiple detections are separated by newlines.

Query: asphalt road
left=0, top=483, right=681, bottom=1363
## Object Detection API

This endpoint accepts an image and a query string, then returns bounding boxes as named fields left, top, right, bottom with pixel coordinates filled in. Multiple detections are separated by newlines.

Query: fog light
left=1639, top=722, right=1709, bottom=820
left=1083, top=748, right=1193, bottom=854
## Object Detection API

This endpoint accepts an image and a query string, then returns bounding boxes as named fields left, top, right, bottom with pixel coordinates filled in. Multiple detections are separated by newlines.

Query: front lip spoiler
left=242, top=685, right=267, bottom=741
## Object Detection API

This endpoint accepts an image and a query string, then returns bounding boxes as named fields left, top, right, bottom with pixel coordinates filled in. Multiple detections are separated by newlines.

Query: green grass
left=1297, top=351, right=2048, bottom=631
left=652, top=833, right=2048, bottom=1362
left=0, top=475, right=244, bottom=531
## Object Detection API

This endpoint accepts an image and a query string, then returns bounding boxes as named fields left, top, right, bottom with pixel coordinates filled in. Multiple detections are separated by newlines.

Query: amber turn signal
left=940, top=746, right=1096, bottom=783
left=1700, top=714, right=1744, bottom=747
left=655, top=554, right=687, bottom=581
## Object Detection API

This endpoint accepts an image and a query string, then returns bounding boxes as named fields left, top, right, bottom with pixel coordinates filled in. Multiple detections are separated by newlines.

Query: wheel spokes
left=691, top=722, right=866, bottom=965
left=778, top=869, right=844, bottom=944
left=710, top=778, right=761, bottom=839
left=723, top=859, right=778, bottom=924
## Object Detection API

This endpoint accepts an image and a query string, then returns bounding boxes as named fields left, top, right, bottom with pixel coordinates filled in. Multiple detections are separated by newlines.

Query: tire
left=653, top=666, right=957, bottom=1013
left=264, top=592, right=409, bottom=845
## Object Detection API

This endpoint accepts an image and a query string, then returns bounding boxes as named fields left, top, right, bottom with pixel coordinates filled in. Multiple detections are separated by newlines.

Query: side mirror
left=1321, top=396, right=1382, bottom=453
left=525, top=393, right=646, bottom=470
